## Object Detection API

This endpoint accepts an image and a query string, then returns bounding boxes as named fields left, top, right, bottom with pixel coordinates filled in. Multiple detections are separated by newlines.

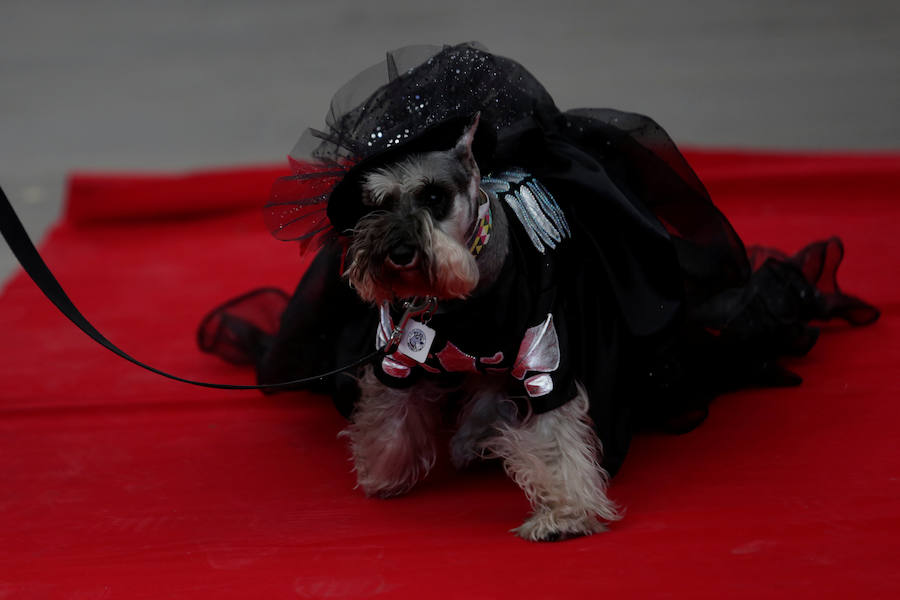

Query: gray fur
left=345, top=122, right=484, bottom=302
left=340, top=366, right=446, bottom=497
left=450, top=376, right=520, bottom=469
left=342, top=115, right=616, bottom=541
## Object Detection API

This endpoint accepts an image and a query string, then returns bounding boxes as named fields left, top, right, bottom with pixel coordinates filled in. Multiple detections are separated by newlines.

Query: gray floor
left=2, top=0, right=898, bottom=284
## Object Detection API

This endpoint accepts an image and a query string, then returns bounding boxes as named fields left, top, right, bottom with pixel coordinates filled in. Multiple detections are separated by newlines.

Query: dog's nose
left=388, top=243, right=418, bottom=267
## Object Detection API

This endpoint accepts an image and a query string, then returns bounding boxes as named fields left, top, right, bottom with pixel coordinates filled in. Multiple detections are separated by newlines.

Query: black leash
left=0, top=185, right=390, bottom=390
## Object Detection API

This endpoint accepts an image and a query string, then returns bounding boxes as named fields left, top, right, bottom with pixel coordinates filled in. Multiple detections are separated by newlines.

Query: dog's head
left=344, top=114, right=485, bottom=304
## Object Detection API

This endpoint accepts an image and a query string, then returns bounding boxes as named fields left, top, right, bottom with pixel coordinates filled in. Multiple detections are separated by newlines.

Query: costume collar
left=466, top=187, right=492, bottom=257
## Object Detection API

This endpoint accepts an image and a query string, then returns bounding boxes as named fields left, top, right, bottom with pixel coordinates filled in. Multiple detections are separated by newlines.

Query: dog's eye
left=417, top=184, right=449, bottom=209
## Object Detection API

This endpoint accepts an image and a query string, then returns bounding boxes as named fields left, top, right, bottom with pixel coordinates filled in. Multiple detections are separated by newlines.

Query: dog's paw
left=355, top=469, right=415, bottom=499
left=512, top=510, right=607, bottom=542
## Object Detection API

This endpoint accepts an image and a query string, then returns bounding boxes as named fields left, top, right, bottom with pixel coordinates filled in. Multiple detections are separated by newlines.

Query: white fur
left=429, top=225, right=479, bottom=298
left=340, top=366, right=445, bottom=497
left=479, top=385, right=621, bottom=541
left=364, top=158, right=444, bottom=199
left=455, top=113, right=480, bottom=155
left=361, top=172, right=400, bottom=206
left=344, top=209, right=478, bottom=302
left=342, top=224, right=381, bottom=303
left=343, top=115, right=620, bottom=540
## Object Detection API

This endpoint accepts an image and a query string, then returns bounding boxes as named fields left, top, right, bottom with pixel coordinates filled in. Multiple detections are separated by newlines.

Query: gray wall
left=2, top=0, right=898, bottom=283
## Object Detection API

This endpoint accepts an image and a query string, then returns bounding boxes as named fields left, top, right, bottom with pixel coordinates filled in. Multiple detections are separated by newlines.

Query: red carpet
left=1, top=151, right=899, bottom=598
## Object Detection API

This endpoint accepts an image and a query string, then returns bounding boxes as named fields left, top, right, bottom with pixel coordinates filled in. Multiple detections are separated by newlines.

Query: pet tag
left=397, top=319, right=436, bottom=363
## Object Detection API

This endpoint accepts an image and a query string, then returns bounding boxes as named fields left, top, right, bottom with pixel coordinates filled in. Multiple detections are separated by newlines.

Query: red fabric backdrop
left=1, top=151, right=899, bottom=598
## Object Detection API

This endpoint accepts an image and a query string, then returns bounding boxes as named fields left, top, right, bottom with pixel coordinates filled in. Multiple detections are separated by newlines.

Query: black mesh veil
left=264, top=43, right=556, bottom=246
left=251, top=39, right=878, bottom=356
left=202, top=42, right=879, bottom=476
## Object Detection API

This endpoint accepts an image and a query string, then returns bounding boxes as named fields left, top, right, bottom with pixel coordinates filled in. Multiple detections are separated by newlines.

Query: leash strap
left=0, top=185, right=383, bottom=390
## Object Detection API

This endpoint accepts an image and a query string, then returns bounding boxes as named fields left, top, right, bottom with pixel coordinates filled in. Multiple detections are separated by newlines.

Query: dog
left=197, top=43, right=879, bottom=544
left=338, top=113, right=620, bottom=541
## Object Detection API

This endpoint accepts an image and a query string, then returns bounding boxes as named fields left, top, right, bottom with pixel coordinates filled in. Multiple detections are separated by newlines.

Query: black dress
left=198, top=43, right=878, bottom=476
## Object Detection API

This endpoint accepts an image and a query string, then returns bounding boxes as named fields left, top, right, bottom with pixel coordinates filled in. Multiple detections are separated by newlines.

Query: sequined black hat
left=324, top=114, right=497, bottom=234
left=264, top=42, right=557, bottom=246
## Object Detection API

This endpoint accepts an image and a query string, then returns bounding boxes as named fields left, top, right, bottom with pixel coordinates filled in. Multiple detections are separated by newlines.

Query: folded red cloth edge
left=64, top=164, right=291, bottom=225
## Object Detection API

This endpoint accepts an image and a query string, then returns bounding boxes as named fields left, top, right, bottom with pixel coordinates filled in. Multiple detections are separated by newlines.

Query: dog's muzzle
left=387, top=242, right=419, bottom=269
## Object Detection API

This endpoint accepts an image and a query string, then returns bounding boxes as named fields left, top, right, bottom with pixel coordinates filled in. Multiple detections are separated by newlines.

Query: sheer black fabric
left=197, top=287, right=289, bottom=366
left=264, top=43, right=552, bottom=249
left=200, top=43, right=879, bottom=476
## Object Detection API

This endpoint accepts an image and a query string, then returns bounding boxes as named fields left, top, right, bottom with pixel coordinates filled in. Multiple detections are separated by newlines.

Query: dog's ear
left=453, top=112, right=480, bottom=161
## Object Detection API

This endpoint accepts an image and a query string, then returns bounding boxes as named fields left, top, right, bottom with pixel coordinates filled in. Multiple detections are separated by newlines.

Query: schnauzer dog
left=340, top=114, right=620, bottom=541
left=197, top=44, right=877, bottom=545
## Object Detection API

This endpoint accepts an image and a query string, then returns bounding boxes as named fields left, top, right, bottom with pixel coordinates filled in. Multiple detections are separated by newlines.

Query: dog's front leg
left=340, top=366, right=443, bottom=498
left=484, top=385, right=621, bottom=541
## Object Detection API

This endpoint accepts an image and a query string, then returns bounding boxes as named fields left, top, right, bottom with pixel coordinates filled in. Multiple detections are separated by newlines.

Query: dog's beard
left=345, top=209, right=479, bottom=304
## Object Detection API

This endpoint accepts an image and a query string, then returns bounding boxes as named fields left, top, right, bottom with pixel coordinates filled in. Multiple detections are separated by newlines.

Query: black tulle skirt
left=198, top=43, right=879, bottom=475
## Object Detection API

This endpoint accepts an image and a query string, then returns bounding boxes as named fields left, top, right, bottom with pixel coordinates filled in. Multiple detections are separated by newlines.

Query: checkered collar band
left=466, top=187, right=493, bottom=257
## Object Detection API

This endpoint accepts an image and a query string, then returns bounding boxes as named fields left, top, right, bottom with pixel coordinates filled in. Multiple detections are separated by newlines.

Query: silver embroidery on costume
left=481, top=351, right=505, bottom=365
left=480, top=169, right=571, bottom=254
left=382, top=355, right=412, bottom=378
left=377, top=305, right=561, bottom=392
left=511, top=314, right=561, bottom=382
left=435, top=342, right=477, bottom=372
left=377, top=303, right=485, bottom=376
left=378, top=303, right=413, bottom=378
left=376, top=302, right=393, bottom=350
left=524, top=374, right=554, bottom=397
